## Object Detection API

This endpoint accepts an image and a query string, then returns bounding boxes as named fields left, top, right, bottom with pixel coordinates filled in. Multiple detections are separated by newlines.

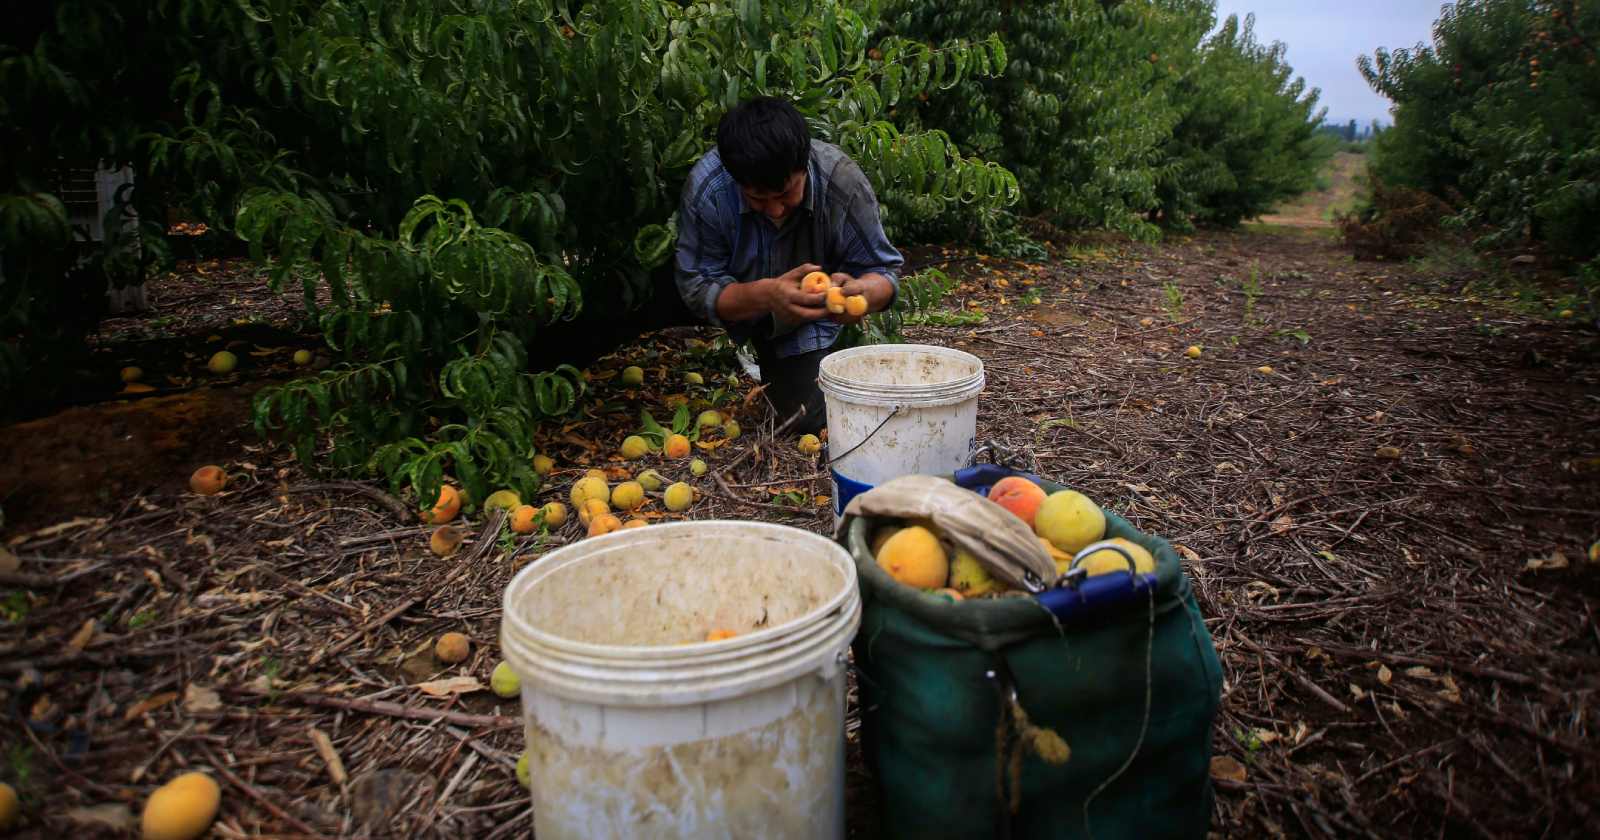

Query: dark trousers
left=754, top=343, right=832, bottom=435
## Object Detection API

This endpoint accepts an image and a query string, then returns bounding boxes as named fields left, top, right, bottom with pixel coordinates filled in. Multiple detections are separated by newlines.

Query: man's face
left=740, top=170, right=806, bottom=224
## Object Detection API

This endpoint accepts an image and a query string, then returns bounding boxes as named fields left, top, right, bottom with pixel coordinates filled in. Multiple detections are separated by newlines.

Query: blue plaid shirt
left=674, top=140, right=903, bottom=359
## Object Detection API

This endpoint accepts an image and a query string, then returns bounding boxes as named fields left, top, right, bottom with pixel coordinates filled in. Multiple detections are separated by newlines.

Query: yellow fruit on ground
left=532, top=454, right=555, bottom=475
left=685, top=371, right=704, bottom=385
left=587, top=513, right=623, bottom=537
left=570, top=475, right=610, bottom=507
left=422, top=485, right=460, bottom=524
left=1588, top=540, right=1599, bottom=565
left=611, top=481, right=645, bottom=510
left=491, top=661, right=520, bottom=698
left=1184, top=345, right=1202, bottom=359
left=484, top=489, right=522, bottom=511
left=0, top=782, right=16, bottom=831
left=1034, top=490, right=1106, bottom=554
left=430, top=526, right=464, bottom=557
left=1139, top=317, right=1155, bottom=328
left=121, top=365, right=143, bottom=382
left=620, top=436, right=649, bottom=459
left=696, top=410, right=723, bottom=428
left=188, top=465, right=226, bottom=495
left=875, top=526, right=949, bottom=589
left=844, top=294, right=868, bottom=317
left=584, top=468, right=608, bottom=482
left=870, top=525, right=903, bottom=556
left=635, top=469, right=664, bottom=491
left=664, top=434, right=691, bottom=459
left=663, top=482, right=694, bottom=512
left=690, top=458, right=707, bottom=477
left=509, top=504, right=540, bottom=534
left=541, top=502, right=568, bottom=528
left=206, top=350, right=237, bottom=374
left=1558, top=309, right=1575, bottom=319
left=435, top=632, right=470, bottom=663
left=141, top=771, right=220, bottom=840
left=948, top=549, right=1001, bottom=597
left=577, top=497, right=611, bottom=527
left=1256, top=365, right=1274, bottom=375
left=516, top=752, right=531, bottom=788
left=1074, top=538, right=1155, bottom=577
left=825, top=286, right=847, bottom=314
left=722, top=420, right=742, bottom=439
left=798, top=434, right=822, bottom=455
left=292, top=349, right=314, bottom=365
left=621, top=366, right=644, bottom=386
left=122, top=382, right=156, bottom=394
left=706, top=628, right=738, bottom=642
left=622, top=518, right=648, bottom=529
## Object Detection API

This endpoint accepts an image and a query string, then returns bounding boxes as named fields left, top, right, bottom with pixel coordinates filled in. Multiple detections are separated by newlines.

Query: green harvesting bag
left=845, top=481, right=1222, bottom=840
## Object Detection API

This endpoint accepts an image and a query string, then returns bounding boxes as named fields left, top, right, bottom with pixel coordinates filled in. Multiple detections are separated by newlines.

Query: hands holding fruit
left=763, top=264, right=886, bottom=325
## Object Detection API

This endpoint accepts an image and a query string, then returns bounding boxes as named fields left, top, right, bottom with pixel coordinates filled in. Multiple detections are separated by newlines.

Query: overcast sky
left=1211, top=1, right=1443, bottom=125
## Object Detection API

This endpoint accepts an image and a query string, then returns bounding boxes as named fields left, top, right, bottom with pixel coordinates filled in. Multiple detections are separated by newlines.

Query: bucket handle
left=823, top=405, right=900, bottom=469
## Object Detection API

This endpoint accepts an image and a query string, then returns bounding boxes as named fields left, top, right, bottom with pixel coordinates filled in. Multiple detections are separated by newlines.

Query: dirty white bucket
left=499, top=521, right=860, bottom=840
left=818, top=344, right=985, bottom=520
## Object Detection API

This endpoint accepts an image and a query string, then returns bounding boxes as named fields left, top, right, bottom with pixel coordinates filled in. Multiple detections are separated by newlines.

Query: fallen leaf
left=1213, top=462, right=1239, bottom=475
left=1269, top=514, right=1294, bottom=535
left=0, top=546, right=18, bottom=574
left=183, top=684, right=223, bottom=714
left=1524, top=551, right=1570, bottom=572
left=1438, top=675, right=1462, bottom=704
left=62, top=804, right=136, bottom=831
left=1209, top=755, right=1247, bottom=784
left=1349, top=682, right=1366, bottom=701
left=415, top=677, right=484, bottom=697
left=67, top=619, right=97, bottom=653
left=1404, top=665, right=1435, bottom=679
left=1253, top=728, right=1279, bottom=745
left=1377, top=665, right=1393, bottom=685
left=1375, top=446, right=1403, bottom=460
left=1125, top=483, right=1153, bottom=494
left=124, top=691, right=179, bottom=721
left=309, top=726, right=348, bottom=785
left=1174, top=545, right=1201, bottom=563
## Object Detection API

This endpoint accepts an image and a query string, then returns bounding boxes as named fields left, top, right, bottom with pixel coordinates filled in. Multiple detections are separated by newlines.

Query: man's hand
left=764, top=263, right=829, bottom=324
left=828, top=272, right=895, bottom=325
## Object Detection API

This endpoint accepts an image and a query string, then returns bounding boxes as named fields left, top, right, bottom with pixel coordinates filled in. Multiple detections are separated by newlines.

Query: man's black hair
left=716, top=97, right=811, bottom=192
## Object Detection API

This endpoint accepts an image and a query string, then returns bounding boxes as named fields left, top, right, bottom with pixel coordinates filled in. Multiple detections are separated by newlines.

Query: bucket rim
left=818, top=344, right=985, bottom=408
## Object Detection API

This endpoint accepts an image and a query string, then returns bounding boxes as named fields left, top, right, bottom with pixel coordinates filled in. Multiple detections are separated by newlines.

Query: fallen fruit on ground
left=577, top=497, right=611, bottom=527
left=584, top=468, right=608, bottom=482
left=798, top=434, right=822, bottom=455
left=206, top=350, right=237, bottom=374
left=587, top=513, right=623, bottom=536
left=663, top=482, right=694, bottom=512
left=292, top=349, right=313, bottom=365
left=825, top=286, right=847, bottom=314
left=570, top=475, right=610, bottom=507
left=685, top=371, right=704, bottom=385
left=422, top=485, right=460, bottom=524
left=1139, top=317, right=1155, bottom=327
left=1035, top=490, right=1106, bottom=554
left=483, top=489, right=522, bottom=511
left=122, top=382, right=156, bottom=394
left=541, top=502, right=568, bottom=527
left=620, top=435, right=649, bottom=459
left=189, top=465, right=226, bottom=496
left=1559, top=309, right=1574, bottom=318
left=516, top=752, right=531, bottom=788
left=664, top=433, right=691, bottom=458
left=611, top=481, right=645, bottom=510
left=141, top=771, right=220, bottom=840
left=696, top=410, right=723, bottom=428
left=635, top=469, right=664, bottom=491
left=845, top=294, right=868, bottom=316
left=532, top=454, right=555, bottom=475
left=1256, top=365, right=1274, bottom=375
left=1376, top=446, right=1402, bottom=459
left=491, top=661, right=520, bottom=698
left=988, top=476, right=1048, bottom=528
left=621, top=365, right=644, bottom=386
left=1074, top=538, right=1155, bottom=576
left=875, top=526, right=949, bottom=589
left=0, top=782, right=15, bottom=831
left=801, top=271, right=832, bottom=293
left=435, top=632, right=471, bottom=663
left=722, top=419, right=742, bottom=439
left=622, top=518, right=648, bottom=529
left=706, top=628, right=738, bottom=641
left=690, top=458, right=707, bottom=477
left=509, top=504, right=540, bottom=534
left=948, top=548, right=1001, bottom=597
left=1184, top=345, right=1202, bottom=359
left=121, top=365, right=143, bottom=382
left=430, top=526, right=463, bottom=557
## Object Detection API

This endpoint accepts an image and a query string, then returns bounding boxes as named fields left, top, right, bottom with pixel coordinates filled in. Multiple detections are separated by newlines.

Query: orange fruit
left=189, top=465, right=226, bottom=495
left=430, top=526, right=464, bottom=557
left=422, top=484, right=461, bottom=524
left=825, top=286, right=847, bottom=314
left=664, top=434, right=691, bottom=459
left=800, top=271, right=832, bottom=294
left=509, top=504, right=540, bottom=534
left=875, top=526, right=949, bottom=589
left=587, top=513, right=623, bottom=537
left=987, top=476, right=1047, bottom=528
left=434, top=632, right=470, bottom=663
left=844, top=294, right=868, bottom=317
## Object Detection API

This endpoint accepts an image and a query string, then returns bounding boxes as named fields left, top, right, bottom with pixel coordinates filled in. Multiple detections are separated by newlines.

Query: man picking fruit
left=675, top=96, right=902, bottom=434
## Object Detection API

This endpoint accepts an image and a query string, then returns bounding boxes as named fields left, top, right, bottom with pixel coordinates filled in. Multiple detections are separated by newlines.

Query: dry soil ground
left=2, top=196, right=1598, bottom=838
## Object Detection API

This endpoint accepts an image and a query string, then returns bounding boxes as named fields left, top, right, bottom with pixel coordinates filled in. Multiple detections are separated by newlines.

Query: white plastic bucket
left=818, top=344, right=985, bottom=520
left=499, top=521, right=861, bottom=839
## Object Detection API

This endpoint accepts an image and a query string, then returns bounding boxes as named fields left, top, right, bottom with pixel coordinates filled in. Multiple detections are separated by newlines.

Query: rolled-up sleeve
left=674, top=204, right=737, bottom=329
left=831, top=160, right=904, bottom=294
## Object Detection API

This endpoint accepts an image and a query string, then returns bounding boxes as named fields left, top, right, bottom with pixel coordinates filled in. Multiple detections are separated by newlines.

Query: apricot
left=570, top=475, right=610, bottom=507
left=689, top=458, right=707, bottom=477
left=292, top=349, right=313, bottom=366
left=1074, top=538, right=1155, bottom=577
left=621, top=365, right=644, bottom=386
left=622, top=518, right=649, bottom=529
left=0, top=782, right=15, bottom=831
left=663, top=482, right=694, bottom=512
left=844, top=294, right=868, bottom=317
left=206, top=350, right=237, bottom=374
left=516, top=752, right=531, bottom=788
left=664, top=434, right=691, bottom=459
left=422, top=485, right=460, bottom=524
left=490, top=661, right=520, bottom=698
left=825, top=286, right=847, bottom=314
left=1034, top=490, right=1106, bottom=554
left=948, top=548, right=1001, bottom=597
left=620, top=436, right=649, bottom=459
left=532, top=454, right=555, bottom=475
left=800, top=271, right=832, bottom=294
left=1038, top=536, right=1075, bottom=578
left=140, top=771, right=219, bottom=840
left=875, top=526, right=949, bottom=589
left=696, top=410, right=723, bottom=428
left=587, top=513, right=623, bottom=537
left=722, top=419, right=742, bottom=439
left=797, top=434, right=823, bottom=455
left=509, top=504, right=540, bottom=534
left=483, top=489, right=522, bottom=511
left=541, top=502, right=568, bottom=527
left=430, top=526, right=464, bottom=557
left=635, top=469, right=664, bottom=491
left=577, top=497, right=611, bottom=527
left=189, top=465, right=226, bottom=496
left=685, top=371, right=704, bottom=385
left=435, top=632, right=470, bottom=663
left=120, top=365, right=143, bottom=382
left=988, top=476, right=1047, bottom=528
left=611, top=481, right=645, bottom=510
left=1183, top=345, right=1202, bottom=359
left=584, top=468, right=608, bottom=482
